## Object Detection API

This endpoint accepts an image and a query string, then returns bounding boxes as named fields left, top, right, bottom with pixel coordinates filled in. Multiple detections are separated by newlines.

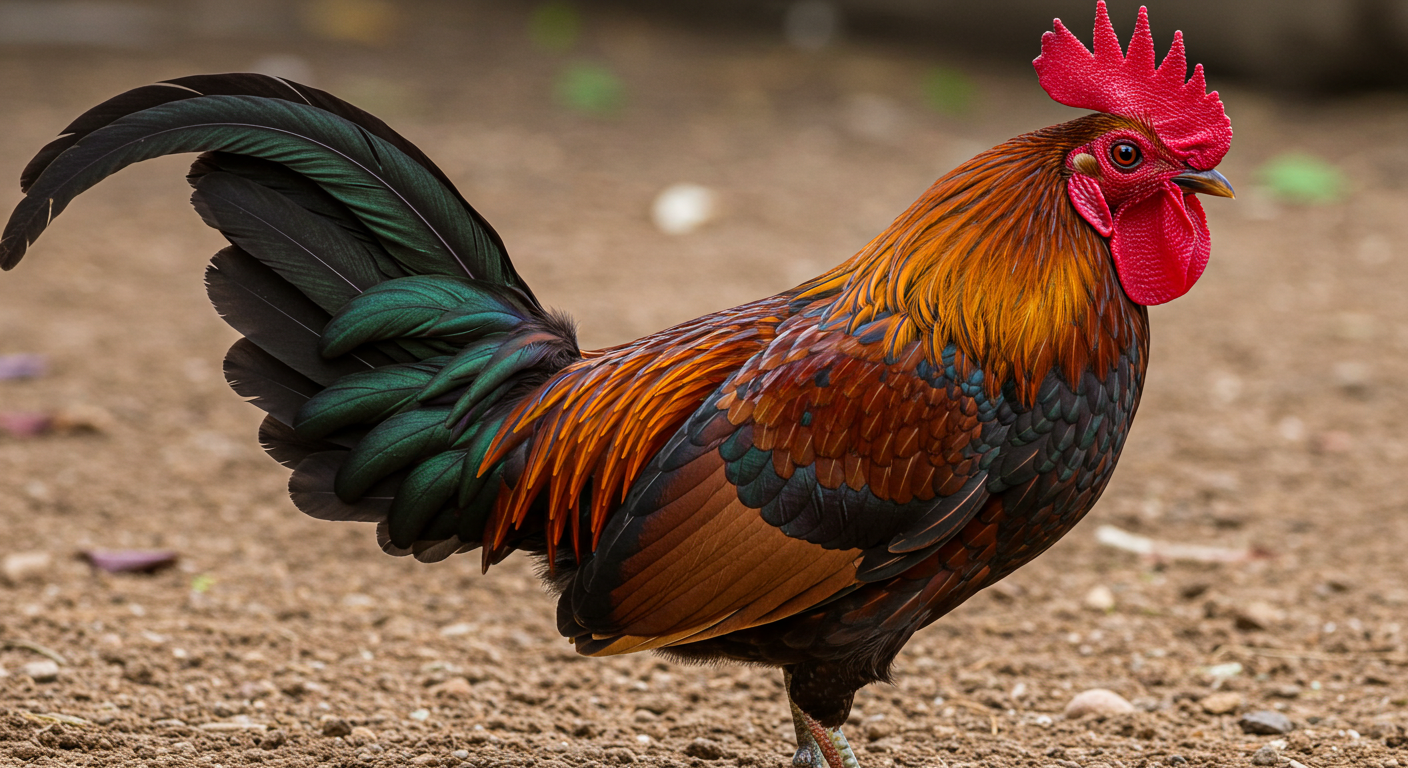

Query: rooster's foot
left=784, top=670, right=860, bottom=768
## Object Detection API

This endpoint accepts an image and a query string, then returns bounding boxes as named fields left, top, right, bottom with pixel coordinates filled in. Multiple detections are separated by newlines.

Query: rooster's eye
left=1110, top=142, right=1142, bottom=170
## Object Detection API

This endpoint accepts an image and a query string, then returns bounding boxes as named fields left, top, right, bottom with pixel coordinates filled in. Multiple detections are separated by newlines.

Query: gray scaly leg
left=783, top=669, right=861, bottom=768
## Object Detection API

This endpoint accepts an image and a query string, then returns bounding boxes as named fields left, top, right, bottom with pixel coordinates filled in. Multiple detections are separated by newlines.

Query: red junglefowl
left=1, top=3, right=1232, bottom=765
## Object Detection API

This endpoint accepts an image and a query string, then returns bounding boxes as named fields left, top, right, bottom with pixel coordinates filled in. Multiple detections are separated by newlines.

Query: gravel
left=20, top=659, right=59, bottom=683
left=1, top=3, right=1407, bottom=768
left=1240, top=710, right=1296, bottom=735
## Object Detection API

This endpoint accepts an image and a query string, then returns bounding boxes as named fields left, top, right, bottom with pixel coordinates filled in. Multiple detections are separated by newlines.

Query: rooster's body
left=2, top=5, right=1231, bottom=766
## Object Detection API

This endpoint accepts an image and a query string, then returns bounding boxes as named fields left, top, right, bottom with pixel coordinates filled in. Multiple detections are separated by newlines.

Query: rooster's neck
left=795, top=115, right=1149, bottom=405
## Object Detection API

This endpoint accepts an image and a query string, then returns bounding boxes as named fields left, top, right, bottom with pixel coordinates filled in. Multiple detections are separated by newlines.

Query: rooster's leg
left=783, top=669, right=860, bottom=768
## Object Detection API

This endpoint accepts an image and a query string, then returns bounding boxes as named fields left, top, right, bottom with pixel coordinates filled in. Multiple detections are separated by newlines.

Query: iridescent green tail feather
left=1, top=74, right=578, bottom=561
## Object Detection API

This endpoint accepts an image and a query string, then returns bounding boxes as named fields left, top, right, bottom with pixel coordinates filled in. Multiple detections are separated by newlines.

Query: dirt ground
left=1, top=3, right=1407, bottom=767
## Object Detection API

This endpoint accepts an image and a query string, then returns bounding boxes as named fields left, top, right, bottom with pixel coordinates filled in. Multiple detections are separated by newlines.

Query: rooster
left=1, top=4, right=1231, bottom=766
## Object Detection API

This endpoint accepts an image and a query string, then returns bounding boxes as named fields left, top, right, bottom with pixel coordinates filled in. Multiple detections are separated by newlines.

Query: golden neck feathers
left=797, top=114, right=1150, bottom=404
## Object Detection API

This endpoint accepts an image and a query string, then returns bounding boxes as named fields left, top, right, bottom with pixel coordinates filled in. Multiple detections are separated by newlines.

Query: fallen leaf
left=80, top=549, right=179, bottom=574
left=0, top=354, right=46, bottom=380
left=0, top=411, right=52, bottom=437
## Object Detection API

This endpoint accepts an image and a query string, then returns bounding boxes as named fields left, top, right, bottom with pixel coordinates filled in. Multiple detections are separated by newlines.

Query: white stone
left=1063, top=688, right=1134, bottom=719
left=2, top=551, right=51, bottom=584
left=1083, top=585, right=1117, bottom=612
left=651, top=184, right=717, bottom=235
left=22, top=659, right=59, bottom=683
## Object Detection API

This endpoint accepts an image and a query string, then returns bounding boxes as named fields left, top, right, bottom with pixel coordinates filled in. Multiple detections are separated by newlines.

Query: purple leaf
left=80, top=549, right=179, bottom=574
left=0, top=411, right=53, bottom=437
left=0, top=354, right=46, bottom=380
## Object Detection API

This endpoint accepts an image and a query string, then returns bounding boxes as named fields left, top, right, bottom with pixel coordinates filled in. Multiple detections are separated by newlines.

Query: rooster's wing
left=564, top=311, right=1011, bottom=654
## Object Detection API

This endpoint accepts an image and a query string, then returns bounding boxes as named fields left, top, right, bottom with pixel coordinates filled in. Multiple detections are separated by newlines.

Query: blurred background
left=1, top=2, right=1407, bottom=767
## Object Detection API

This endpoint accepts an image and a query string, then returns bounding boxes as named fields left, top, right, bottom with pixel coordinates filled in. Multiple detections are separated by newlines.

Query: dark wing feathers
left=562, top=318, right=1006, bottom=650
left=565, top=312, right=1142, bottom=661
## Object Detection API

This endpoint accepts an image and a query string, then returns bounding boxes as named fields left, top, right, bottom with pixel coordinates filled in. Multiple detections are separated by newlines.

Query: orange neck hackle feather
left=796, top=113, right=1149, bottom=404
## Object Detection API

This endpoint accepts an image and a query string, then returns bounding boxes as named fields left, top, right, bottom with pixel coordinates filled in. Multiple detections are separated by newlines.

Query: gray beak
left=1172, top=168, right=1235, bottom=199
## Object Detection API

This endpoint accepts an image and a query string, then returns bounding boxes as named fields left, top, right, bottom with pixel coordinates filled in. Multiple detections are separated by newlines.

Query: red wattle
left=1109, top=182, right=1210, bottom=305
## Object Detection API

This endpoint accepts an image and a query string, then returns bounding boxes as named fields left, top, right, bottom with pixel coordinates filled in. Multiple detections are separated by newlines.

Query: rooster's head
left=1035, top=1, right=1234, bottom=305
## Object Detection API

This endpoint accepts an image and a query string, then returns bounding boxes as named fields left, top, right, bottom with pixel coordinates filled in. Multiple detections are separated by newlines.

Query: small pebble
left=430, top=677, right=473, bottom=699
left=1166, top=757, right=1188, bottom=766
left=1083, top=584, right=1116, bottom=612
left=651, top=183, right=717, bottom=235
left=1201, top=691, right=1242, bottom=715
left=1240, top=710, right=1295, bottom=735
left=1, top=551, right=51, bottom=584
left=22, top=659, right=59, bottom=683
left=52, top=403, right=115, bottom=433
left=409, top=708, right=430, bottom=722
left=685, top=737, right=727, bottom=760
left=321, top=717, right=352, bottom=738
left=1234, top=601, right=1285, bottom=631
left=1251, top=744, right=1281, bottom=766
left=411, top=754, right=436, bottom=765
left=1064, top=688, right=1135, bottom=718
left=258, top=729, right=287, bottom=749
left=452, top=750, right=470, bottom=759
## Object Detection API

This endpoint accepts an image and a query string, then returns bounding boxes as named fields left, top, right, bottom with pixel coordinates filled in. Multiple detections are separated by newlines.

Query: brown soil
left=1, top=3, right=1406, bottom=767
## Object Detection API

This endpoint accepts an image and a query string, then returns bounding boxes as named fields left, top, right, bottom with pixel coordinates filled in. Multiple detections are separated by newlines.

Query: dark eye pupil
left=1111, top=142, right=1141, bottom=168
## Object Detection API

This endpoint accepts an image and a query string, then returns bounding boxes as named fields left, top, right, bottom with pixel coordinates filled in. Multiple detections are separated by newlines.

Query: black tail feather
left=206, top=246, right=394, bottom=386
left=17, top=73, right=529, bottom=302
left=289, top=451, right=399, bottom=523
left=223, top=338, right=323, bottom=427
left=258, top=415, right=347, bottom=469
left=192, top=170, right=384, bottom=314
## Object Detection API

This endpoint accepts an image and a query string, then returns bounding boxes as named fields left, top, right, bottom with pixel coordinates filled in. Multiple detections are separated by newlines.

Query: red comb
left=1033, top=2, right=1231, bottom=170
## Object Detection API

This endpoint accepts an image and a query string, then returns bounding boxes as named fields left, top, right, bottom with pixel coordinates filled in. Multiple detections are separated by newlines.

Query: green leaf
left=530, top=1, right=581, bottom=52
left=388, top=451, right=467, bottom=547
left=1259, top=153, right=1344, bottom=205
left=336, top=407, right=453, bottom=500
left=922, top=66, right=976, bottom=117
left=294, top=359, right=445, bottom=439
left=555, top=63, right=625, bottom=116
